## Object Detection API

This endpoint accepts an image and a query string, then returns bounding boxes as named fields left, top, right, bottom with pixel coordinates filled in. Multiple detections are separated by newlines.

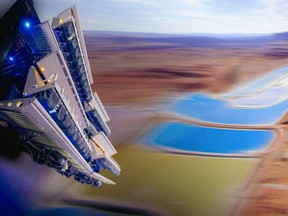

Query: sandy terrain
left=0, top=32, right=278, bottom=215
left=84, top=32, right=288, bottom=215
left=231, top=125, right=288, bottom=216
left=85, top=32, right=288, bottom=105
left=1, top=32, right=287, bottom=215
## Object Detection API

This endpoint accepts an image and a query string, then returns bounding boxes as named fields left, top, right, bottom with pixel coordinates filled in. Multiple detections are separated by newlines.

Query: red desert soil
left=85, top=33, right=288, bottom=104
left=85, top=32, right=288, bottom=215
left=232, top=126, right=288, bottom=216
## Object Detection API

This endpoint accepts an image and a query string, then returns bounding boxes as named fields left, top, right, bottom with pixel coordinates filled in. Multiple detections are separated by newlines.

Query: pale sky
left=2, top=0, right=288, bottom=34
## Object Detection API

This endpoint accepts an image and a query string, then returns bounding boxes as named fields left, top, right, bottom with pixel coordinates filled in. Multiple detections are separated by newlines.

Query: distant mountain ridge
left=84, top=30, right=275, bottom=38
left=274, top=32, right=288, bottom=40
left=84, top=30, right=288, bottom=49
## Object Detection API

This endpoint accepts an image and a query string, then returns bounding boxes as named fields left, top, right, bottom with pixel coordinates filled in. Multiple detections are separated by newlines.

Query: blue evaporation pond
left=145, top=122, right=275, bottom=154
left=172, top=93, right=288, bottom=125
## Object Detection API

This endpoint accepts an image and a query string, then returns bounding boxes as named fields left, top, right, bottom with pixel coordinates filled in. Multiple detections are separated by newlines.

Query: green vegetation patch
left=82, top=146, right=257, bottom=216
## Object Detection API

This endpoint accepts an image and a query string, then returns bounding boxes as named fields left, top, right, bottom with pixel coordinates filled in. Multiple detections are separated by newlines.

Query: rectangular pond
left=143, top=122, right=275, bottom=156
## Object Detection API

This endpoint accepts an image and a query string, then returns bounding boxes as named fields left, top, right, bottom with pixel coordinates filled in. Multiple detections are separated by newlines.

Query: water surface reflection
left=145, top=122, right=275, bottom=156
left=172, top=92, right=288, bottom=126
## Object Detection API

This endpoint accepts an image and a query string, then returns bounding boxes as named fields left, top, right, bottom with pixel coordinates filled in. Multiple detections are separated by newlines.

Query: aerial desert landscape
left=83, top=31, right=288, bottom=215
left=1, top=1, right=288, bottom=215
left=0, top=31, right=288, bottom=215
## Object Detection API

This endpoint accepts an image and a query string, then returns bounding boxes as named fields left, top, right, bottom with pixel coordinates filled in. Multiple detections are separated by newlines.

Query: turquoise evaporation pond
left=145, top=122, right=275, bottom=154
left=172, top=92, right=288, bottom=125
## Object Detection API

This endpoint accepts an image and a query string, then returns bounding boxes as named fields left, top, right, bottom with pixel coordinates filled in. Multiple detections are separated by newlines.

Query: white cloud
left=248, top=0, right=288, bottom=33
left=109, top=0, right=155, bottom=5
left=40, top=0, right=288, bottom=34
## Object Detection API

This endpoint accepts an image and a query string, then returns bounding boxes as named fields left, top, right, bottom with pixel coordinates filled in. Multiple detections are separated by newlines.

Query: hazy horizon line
left=83, top=29, right=285, bottom=37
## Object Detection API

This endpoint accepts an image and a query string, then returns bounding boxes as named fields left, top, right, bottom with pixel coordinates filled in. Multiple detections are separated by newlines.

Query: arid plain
left=82, top=32, right=288, bottom=215
left=1, top=32, right=288, bottom=216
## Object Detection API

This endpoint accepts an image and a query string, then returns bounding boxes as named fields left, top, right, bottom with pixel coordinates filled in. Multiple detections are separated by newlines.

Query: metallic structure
left=0, top=0, right=120, bottom=187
